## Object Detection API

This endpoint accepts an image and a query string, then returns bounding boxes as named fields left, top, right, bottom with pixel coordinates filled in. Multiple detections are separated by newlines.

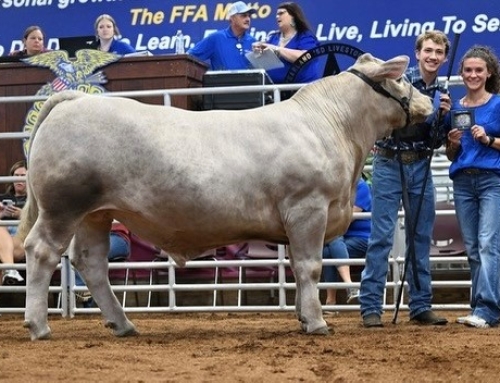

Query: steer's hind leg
left=24, top=220, right=68, bottom=340
left=71, top=220, right=137, bottom=337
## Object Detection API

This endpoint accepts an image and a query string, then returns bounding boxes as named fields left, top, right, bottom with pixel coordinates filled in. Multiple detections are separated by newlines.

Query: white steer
left=18, top=53, right=433, bottom=340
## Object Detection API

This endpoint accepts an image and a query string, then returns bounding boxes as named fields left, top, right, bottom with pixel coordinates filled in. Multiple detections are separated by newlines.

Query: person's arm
left=446, top=128, right=462, bottom=161
left=486, top=135, right=499, bottom=149
left=254, top=32, right=318, bottom=63
left=187, top=35, right=214, bottom=61
left=271, top=45, right=300, bottom=63
left=472, top=124, right=499, bottom=150
left=121, top=41, right=136, bottom=54
left=112, top=40, right=136, bottom=54
left=3, top=205, right=22, bottom=219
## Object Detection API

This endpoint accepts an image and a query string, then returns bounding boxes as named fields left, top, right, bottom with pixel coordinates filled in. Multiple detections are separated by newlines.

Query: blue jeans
left=74, top=232, right=130, bottom=287
left=7, top=226, right=17, bottom=236
left=453, top=171, right=500, bottom=325
left=323, top=236, right=368, bottom=282
left=359, top=154, right=435, bottom=318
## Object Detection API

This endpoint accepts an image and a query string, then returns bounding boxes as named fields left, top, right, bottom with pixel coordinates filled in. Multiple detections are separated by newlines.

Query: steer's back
left=27, top=93, right=351, bottom=257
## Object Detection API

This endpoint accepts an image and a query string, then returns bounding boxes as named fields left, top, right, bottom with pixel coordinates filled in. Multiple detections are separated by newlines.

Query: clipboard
left=245, top=49, right=284, bottom=71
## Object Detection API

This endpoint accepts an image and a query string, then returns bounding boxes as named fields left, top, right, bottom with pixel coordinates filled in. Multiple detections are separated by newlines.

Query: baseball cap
left=228, top=1, right=257, bottom=17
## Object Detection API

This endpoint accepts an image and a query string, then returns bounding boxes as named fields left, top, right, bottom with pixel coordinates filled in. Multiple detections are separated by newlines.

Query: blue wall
left=1, top=0, right=498, bottom=76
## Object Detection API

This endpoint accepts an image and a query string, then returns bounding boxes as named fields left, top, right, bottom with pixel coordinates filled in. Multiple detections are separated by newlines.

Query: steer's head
left=349, top=53, right=434, bottom=133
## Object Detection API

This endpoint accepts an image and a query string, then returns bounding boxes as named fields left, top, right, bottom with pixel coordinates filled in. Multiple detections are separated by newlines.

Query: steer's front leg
left=292, top=255, right=329, bottom=334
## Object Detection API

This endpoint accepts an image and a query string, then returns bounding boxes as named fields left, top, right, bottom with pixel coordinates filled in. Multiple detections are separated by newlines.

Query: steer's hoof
left=24, top=320, right=52, bottom=341
left=309, top=325, right=331, bottom=335
left=300, top=318, right=330, bottom=335
left=105, top=320, right=139, bottom=337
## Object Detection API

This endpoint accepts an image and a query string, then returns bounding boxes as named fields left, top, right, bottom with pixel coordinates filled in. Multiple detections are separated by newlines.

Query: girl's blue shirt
left=445, top=94, right=500, bottom=178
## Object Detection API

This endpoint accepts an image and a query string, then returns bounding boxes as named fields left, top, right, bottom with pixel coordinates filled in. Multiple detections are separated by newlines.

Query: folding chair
left=121, top=233, right=161, bottom=308
left=235, top=241, right=285, bottom=305
left=149, top=248, right=225, bottom=307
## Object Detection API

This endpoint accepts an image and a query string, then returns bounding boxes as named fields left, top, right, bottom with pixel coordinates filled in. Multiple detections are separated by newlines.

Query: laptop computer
left=58, top=35, right=95, bottom=57
left=0, top=56, right=22, bottom=64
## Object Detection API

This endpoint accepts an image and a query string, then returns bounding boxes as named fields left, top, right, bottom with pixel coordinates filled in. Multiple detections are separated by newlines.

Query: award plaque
left=452, top=110, right=475, bottom=131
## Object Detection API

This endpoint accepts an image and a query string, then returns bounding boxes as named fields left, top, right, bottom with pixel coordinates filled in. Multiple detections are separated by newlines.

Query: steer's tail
left=16, top=192, right=38, bottom=242
left=17, top=90, right=87, bottom=242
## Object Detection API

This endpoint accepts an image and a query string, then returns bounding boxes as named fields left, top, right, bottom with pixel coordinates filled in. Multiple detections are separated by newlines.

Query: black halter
left=347, top=68, right=413, bottom=128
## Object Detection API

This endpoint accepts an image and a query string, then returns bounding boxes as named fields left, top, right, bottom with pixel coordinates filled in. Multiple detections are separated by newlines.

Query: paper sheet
left=245, top=49, right=284, bottom=71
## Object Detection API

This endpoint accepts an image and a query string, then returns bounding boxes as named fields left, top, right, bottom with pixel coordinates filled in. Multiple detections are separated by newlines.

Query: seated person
left=90, top=14, right=135, bottom=54
left=0, top=227, right=25, bottom=284
left=322, top=177, right=372, bottom=307
left=0, top=160, right=27, bottom=285
left=9, top=25, right=50, bottom=57
left=74, top=222, right=131, bottom=307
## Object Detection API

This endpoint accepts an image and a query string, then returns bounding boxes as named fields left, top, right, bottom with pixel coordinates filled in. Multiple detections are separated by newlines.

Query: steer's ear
left=373, top=55, right=410, bottom=80
left=356, top=53, right=375, bottom=64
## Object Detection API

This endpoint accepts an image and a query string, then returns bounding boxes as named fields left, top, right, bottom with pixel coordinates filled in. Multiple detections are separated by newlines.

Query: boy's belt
left=377, top=148, right=432, bottom=164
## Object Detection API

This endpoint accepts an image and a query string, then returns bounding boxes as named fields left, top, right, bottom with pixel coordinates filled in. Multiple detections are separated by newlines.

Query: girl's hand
left=471, top=125, right=489, bottom=145
left=3, top=205, right=21, bottom=219
left=447, top=128, right=463, bottom=148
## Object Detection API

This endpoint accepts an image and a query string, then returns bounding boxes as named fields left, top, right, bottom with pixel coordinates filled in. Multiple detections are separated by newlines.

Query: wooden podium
left=0, top=54, right=208, bottom=175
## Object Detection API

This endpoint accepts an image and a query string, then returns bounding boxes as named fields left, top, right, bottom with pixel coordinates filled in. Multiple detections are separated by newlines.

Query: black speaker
left=202, top=69, right=273, bottom=110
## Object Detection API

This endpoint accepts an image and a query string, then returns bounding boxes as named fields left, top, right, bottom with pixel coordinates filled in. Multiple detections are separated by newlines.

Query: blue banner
left=0, top=0, right=498, bottom=75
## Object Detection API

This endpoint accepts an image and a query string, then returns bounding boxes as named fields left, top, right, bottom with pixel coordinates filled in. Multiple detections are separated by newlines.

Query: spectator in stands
left=90, top=14, right=136, bottom=54
left=9, top=26, right=50, bottom=57
left=359, top=30, right=451, bottom=328
left=187, top=1, right=257, bottom=70
left=0, top=228, right=24, bottom=285
left=445, top=45, right=500, bottom=329
left=251, top=2, right=321, bottom=86
left=322, top=177, right=371, bottom=308
left=0, top=160, right=27, bottom=285
left=74, top=222, right=131, bottom=308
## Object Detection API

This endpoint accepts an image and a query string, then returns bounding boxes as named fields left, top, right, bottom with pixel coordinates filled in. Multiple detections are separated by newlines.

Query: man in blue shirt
left=187, top=1, right=257, bottom=70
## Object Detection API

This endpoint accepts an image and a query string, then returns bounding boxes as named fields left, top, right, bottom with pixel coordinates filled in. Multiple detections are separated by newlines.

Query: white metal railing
left=0, top=241, right=470, bottom=316
left=0, top=77, right=470, bottom=317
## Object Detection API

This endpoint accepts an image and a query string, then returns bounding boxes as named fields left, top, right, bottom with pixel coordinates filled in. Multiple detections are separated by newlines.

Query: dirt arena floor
left=0, top=310, right=499, bottom=383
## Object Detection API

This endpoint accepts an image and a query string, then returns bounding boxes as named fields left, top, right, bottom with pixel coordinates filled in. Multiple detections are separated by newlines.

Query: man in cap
left=187, top=1, right=257, bottom=70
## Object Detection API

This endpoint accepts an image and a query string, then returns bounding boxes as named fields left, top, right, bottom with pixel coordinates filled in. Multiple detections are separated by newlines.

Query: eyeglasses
left=236, top=43, right=243, bottom=55
left=276, top=10, right=288, bottom=16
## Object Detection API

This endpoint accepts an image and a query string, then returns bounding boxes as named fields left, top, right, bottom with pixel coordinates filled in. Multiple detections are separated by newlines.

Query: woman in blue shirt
left=445, top=45, right=500, bottom=328
left=253, top=2, right=321, bottom=85
left=91, top=14, right=135, bottom=55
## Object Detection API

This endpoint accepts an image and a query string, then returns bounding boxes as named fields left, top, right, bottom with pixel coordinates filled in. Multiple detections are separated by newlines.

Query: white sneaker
left=456, top=315, right=473, bottom=324
left=2, top=269, right=24, bottom=285
left=463, top=315, right=490, bottom=328
left=346, top=288, right=360, bottom=304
